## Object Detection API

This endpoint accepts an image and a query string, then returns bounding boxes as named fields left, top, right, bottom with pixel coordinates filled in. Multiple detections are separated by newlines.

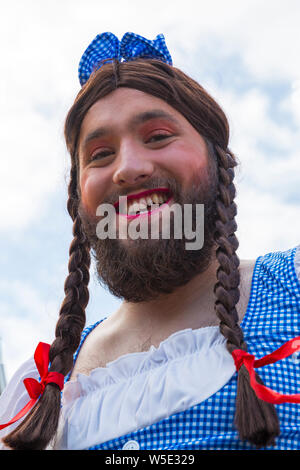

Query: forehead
left=79, top=87, right=187, bottom=138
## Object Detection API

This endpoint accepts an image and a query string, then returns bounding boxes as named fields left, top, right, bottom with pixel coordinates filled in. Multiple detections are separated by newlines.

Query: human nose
left=112, top=141, right=154, bottom=186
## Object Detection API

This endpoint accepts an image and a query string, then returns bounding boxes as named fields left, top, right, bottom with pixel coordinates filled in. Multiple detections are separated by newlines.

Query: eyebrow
left=81, top=109, right=180, bottom=152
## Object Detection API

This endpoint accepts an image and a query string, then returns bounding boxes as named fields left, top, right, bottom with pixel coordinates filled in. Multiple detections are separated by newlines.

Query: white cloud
left=280, top=79, right=300, bottom=127
left=0, top=280, right=58, bottom=381
left=0, top=112, right=67, bottom=231
left=236, top=185, right=300, bottom=260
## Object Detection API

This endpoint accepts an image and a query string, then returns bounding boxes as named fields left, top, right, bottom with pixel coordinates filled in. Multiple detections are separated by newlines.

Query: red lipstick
left=113, top=187, right=172, bottom=219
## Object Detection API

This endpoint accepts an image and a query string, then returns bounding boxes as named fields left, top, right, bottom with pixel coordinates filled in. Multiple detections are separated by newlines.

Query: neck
left=112, top=254, right=220, bottom=336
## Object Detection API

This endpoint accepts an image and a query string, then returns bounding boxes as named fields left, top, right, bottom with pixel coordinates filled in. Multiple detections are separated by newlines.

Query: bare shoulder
left=237, top=258, right=257, bottom=322
left=239, top=258, right=256, bottom=276
left=69, top=317, right=117, bottom=379
left=69, top=313, right=149, bottom=379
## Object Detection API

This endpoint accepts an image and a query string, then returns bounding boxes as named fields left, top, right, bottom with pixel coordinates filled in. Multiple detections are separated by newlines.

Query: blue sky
left=0, top=0, right=300, bottom=381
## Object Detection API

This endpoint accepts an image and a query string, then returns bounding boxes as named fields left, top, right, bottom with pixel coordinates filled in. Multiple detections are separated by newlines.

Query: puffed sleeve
left=0, top=356, right=38, bottom=449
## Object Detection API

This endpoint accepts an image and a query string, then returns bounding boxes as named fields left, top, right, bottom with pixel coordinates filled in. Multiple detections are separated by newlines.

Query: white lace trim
left=63, top=325, right=225, bottom=396
left=54, top=326, right=235, bottom=449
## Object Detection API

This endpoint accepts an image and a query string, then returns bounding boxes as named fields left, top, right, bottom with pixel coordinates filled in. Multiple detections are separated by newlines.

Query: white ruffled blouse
left=0, top=245, right=299, bottom=450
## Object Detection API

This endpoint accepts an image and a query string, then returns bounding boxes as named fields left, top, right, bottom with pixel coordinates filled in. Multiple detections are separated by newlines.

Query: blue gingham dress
left=67, top=245, right=300, bottom=450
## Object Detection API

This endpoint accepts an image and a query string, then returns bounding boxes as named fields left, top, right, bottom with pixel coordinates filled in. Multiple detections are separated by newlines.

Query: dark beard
left=78, top=171, right=218, bottom=303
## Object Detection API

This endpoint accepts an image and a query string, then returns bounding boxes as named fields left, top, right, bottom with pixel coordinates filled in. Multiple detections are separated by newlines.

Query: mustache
left=100, top=174, right=211, bottom=207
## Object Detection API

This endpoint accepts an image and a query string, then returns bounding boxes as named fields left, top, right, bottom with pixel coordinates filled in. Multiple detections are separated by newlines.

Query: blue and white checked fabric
left=78, top=32, right=173, bottom=86
left=67, top=245, right=300, bottom=450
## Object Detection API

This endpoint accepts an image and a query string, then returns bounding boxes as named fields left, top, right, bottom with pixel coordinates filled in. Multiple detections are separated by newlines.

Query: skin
left=79, top=88, right=213, bottom=239
left=70, top=88, right=256, bottom=377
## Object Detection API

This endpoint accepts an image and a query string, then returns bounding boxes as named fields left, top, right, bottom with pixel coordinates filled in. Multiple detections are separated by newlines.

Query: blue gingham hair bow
left=78, top=32, right=173, bottom=86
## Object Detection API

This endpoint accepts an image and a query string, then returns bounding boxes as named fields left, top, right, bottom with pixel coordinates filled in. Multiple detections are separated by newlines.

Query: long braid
left=213, top=144, right=280, bottom=447
left=49, top=165, right=90, bottom=375
left=2, top=164, right=91, bottom=450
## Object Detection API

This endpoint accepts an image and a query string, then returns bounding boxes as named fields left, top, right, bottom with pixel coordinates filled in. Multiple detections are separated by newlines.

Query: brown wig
left=2, top=59, right=279, bottom=450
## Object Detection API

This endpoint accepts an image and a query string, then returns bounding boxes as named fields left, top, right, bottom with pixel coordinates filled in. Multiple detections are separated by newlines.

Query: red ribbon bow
left=0, top=342, right=64, bottom=431
left=232, top=336, right=300, bottom=404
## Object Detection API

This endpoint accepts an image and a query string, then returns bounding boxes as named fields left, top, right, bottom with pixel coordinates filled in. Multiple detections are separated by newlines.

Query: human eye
left=90, top=148, right=114, bottom=162
left=146, top=131, right=173, bottom=143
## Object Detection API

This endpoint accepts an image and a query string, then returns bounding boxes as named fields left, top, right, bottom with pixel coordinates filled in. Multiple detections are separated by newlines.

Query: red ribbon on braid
left=0, top=342, right=64, bottom=431
left=232, top=336, right=300, bottom=404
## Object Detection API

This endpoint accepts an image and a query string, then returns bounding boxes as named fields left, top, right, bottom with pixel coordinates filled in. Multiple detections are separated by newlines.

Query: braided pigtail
left=213, top=144, right=280, bottom=447
left=2, top=165, right=91, bottom=450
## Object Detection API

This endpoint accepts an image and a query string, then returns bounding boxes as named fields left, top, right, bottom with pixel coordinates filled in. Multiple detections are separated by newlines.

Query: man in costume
left=0, top=32, right=299, bottom=450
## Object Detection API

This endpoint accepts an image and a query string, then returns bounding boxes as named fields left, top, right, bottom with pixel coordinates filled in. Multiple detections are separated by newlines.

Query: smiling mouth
left=114, top=188, right=173, bottom=218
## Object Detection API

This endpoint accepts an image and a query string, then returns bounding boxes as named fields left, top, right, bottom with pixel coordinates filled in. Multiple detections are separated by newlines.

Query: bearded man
left=1, top=32, right=299, bottom=451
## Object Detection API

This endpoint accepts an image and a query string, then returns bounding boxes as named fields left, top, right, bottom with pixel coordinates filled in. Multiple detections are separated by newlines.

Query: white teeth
left=139, top=197, right=147, bottom=206
left=152, top=192, right=168, bottom=204
left=126, top=192, right=169, bottom=214
left=128, top=202, right=143, bottom=215
left=146, top=196, right=153, bottom=205
left=151, top=194, right=159, bottom=204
